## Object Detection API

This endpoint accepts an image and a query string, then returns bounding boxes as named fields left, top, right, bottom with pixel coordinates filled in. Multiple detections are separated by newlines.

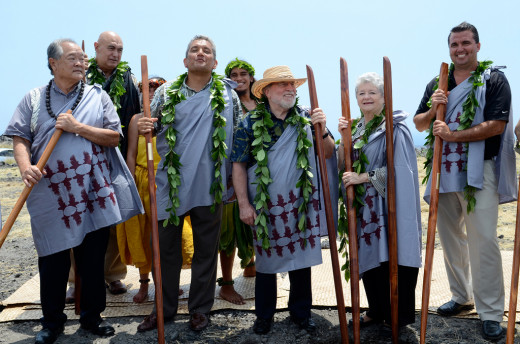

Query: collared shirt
left=151, top=76, right=241, bottom=132
left=231, top=104, right=333, bottom=169
left=415, top=66, right=511, bottom=159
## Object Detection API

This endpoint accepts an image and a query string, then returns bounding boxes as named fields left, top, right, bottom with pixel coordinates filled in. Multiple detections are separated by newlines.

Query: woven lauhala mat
left=0, top=250, right=517, bottom=322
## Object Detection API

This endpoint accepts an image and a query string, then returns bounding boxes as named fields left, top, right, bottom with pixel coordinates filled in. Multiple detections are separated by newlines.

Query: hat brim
left=251, top=77, right=307, bottom=99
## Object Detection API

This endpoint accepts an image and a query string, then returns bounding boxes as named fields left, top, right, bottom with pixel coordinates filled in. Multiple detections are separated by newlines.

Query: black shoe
left=253, top=317, right=273, bottom=334
left=291, top=315, right=317, bottom=333
left=348, top=315, right=379, bottom=328
left=80, top=320, right=115, bottom=337
left=35, top=326, right=64, bottom=344
left=437, top=300, right=474, bottom=316
left=482, top=320, right=505, bottom=340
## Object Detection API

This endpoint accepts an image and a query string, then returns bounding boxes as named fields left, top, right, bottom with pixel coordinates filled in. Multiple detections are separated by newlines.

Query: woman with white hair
left=338, top=72, right=422, bottom=329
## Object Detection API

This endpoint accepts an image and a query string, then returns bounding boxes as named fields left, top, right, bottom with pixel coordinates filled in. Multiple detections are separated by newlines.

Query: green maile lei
left=337, top=108, right=385, bottom=282
left=87, top=58, right=128, bottom=115
left=250, top=99, right=314, bottom=250
left=422, top=60, right=493, bottom=213
left=160, top=72, right=227, bottom=226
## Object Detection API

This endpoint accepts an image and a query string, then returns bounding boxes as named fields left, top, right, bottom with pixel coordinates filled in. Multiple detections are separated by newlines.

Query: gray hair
left=47, top=38, right=77, bottom=75
left=355, top=72, right=384, bottom=96
left=185, top=35, right=216, bottom=58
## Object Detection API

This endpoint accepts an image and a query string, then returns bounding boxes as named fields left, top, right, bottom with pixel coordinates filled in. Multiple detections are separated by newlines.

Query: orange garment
left=117, top=137, right=193, bottom=274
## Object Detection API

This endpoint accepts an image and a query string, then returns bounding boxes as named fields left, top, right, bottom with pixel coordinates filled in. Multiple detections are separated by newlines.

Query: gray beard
left=279, top=97, right=296, bottom=109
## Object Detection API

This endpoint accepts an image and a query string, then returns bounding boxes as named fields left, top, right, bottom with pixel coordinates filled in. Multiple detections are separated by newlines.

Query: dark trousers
left=362, top=262, right=419, bottom=327
left=39, top=227, right=109, bottom=330
left=154, top=204, right=222, bottom=318
left=255, top=267, right=312, bottom=320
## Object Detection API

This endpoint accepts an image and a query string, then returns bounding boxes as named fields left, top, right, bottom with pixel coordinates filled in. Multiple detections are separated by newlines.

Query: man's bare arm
left=232, top=162, right=257, bottom=226
left=433, top=119, right=506, bottom=142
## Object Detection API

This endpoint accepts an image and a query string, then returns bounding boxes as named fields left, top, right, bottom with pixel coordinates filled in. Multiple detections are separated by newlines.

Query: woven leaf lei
left=250, top=100, right=314, bottom=250
left=87, top=58, right=128, bottom=115
left=337, top=109, right=385, bottom=281
left=160, top=72, right=227, bottom=226
left=422, top=60, right=493, bottom=213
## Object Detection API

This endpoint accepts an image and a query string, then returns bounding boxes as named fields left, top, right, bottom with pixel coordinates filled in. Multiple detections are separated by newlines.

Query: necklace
left=422, top=60, right=493, bottom=213
left=250, top=99, right=313, bottom=250
left=46, top=79, right=85, bottom=118
left=160, top=72, right=227, bottom=226
left=337, top=108, right=385, bottom=282
left=87, top=58, right=128, bottom=114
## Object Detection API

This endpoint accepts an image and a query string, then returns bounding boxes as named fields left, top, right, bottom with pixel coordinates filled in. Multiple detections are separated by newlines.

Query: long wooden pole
left=420, top=62, right=449, bottom=344
left=339, top=57, right=360, bottom=344
left=306, top=65, right=349, bottom=344
left=74, top=39, right=87, bottom=316
left=141, top=55, right=165, bottom=344
left=0, top=114, right=69, bottom=248
left=383, top=56, right=399, bottom=344
left=506, top=174, right=520, bottom=343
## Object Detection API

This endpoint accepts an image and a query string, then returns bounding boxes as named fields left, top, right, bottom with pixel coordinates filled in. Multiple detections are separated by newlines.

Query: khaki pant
left=437, top=161, right=504, bottom=322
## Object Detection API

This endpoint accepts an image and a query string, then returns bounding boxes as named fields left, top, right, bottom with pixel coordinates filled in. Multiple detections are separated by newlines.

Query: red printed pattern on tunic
left=44, top=143, right=116, bottom=228
left=254, top=186, right=320, bottom=257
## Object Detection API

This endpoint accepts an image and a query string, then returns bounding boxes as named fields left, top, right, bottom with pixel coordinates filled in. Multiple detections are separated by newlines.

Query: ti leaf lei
left=422, top=60, right=493, bottom=213
left=250, top=99, right=314, bottom=250
left=337, top=109, right=385, bottom=282
left=87, top=58, right=129, bottom=115
left=160, top=72, right=227, bottom=226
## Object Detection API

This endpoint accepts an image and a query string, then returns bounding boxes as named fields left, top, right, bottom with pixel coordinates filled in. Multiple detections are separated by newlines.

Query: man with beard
left=232, top=65, right=335, bottom=334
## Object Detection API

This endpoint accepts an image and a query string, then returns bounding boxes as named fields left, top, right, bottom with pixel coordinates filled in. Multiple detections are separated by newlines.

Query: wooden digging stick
left=506, top=169, right=520, bottom=342
left=141, top=55, right=165, bottom=344
left=74, top=39, right=87, bottom=316
left=383, top=56, right=398, bottom=344
left=339, top=57, right=360, bottom=344
left=0, top=113, right=70, bottom=249
left=306, top=65, right=349, bottom=344
left=420, top=62, right=449, bottom=344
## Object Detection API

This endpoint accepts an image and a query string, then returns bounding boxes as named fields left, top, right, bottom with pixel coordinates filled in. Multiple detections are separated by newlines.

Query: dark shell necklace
left=45, top=79, right=85, bottom=118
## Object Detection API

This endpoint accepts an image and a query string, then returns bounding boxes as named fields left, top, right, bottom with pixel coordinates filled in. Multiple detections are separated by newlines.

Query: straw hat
left=251, top=66, right=307, bottom=99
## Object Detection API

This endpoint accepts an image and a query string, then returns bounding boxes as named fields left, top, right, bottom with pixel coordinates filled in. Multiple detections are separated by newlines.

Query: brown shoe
left=137, top=313, right=157, bottom=332
left=106, top=280, right=127, bottom=295
left=189, top=312, right=209, bottom=331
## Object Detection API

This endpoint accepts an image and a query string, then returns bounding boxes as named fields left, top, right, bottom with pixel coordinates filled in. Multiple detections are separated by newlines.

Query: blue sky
left=1, top=0, right=518, bottom=146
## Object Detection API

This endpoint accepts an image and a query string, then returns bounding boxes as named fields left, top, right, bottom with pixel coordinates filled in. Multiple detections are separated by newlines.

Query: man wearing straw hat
left=4, top=38, right=142, bottom=344
left=414, top=22, right=516, bottom=340
left=136, top=35, right=241, bottom=332
left=232, top=65, right=335, bottom=334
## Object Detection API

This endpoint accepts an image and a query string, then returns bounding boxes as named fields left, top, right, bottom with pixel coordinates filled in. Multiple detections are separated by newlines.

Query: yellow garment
left=117, top=137, right=193, bottom=274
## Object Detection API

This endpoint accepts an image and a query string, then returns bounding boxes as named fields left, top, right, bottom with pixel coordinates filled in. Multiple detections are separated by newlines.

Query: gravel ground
left=1, top=160, right=520, bottom=343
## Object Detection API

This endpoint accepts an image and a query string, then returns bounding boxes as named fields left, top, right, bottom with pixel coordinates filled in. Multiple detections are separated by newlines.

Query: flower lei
left=160, top=72, right=227, bottom=226
left=87, top=58, right=129, bottom=115
left=250, top=99, right=314, bottom=250
left=422, top=60, right=493, bottom=213
left=337, top=109, right=385, bottom=281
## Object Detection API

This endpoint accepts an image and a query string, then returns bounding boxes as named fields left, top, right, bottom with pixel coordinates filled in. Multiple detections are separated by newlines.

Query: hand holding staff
left=0, top=111, right=70, bottom=249
left=420, top=62, right=449, bottom=344
left=339, top=57, right=360, bottom=344
left=306, top=65, right=349, bottom=344
left=141, top=55, right=165, bottom=344
left=383, top=56, right=399, bottom=344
